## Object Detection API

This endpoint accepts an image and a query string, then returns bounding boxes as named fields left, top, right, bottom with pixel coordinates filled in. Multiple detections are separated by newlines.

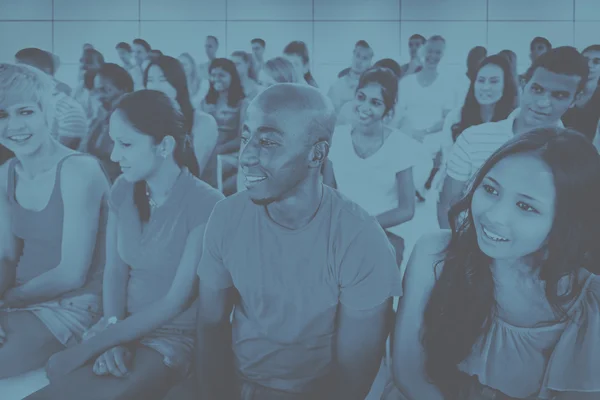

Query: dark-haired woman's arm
left=46, top=224, right=207, bottom=379
left=391, top=232, right=447, bottom=400
left=98, top=209, right=129, bottom=326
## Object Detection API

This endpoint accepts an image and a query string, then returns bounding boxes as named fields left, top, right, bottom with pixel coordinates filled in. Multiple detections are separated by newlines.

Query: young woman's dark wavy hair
left=204, top=58, right=245, bottom=109
left=143, top=55, right=195, bottom=134
left=114, top=90, right=200, bottom=222
left=452, top=54, right=518, bottom=142
left=422, top=127, right=600, bottom=399
left=283, top=41, right=319, bottom=88
left=356, top=66, right=399, bottom=117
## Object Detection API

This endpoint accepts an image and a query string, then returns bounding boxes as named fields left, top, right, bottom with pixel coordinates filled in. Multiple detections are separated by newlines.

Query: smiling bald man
left=192, top=83, right=402, bottom=400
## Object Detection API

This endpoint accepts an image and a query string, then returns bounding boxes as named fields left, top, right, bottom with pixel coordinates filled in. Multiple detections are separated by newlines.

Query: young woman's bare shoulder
left=414, top=230, right=451, bottom=260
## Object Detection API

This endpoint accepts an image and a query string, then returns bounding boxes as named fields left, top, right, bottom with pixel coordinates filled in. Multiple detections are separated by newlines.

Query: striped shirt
left=446, top=108, right=563, bottom=182
left=50, top=89, right=88, bottom=141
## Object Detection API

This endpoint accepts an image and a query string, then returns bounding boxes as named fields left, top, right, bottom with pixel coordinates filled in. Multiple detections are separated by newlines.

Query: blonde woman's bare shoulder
left=0, top=161, right=9, bottom=196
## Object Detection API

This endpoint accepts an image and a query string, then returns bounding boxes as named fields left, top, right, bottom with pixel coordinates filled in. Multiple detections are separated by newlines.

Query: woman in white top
left=323, top=66, right=419, bottom=268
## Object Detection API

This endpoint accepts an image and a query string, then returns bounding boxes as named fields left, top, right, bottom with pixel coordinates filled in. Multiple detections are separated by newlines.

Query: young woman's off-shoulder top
left=458, top=272, right=599, bottom=399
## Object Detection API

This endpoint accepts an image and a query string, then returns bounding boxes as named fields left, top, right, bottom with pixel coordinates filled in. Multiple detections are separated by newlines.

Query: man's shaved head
left=250, top=83, right=337, bottom=145
left=240, top=83, right=337, bottom=205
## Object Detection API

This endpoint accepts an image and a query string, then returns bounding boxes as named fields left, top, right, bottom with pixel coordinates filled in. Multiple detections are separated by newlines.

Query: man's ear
left=310, top=141, right=330, bottom=168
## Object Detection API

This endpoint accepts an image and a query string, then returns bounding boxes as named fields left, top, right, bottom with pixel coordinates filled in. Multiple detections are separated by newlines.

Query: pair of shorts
left=3, top=293, right=101, bottom=347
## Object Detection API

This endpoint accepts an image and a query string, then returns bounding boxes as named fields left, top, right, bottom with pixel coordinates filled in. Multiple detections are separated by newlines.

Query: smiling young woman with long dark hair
left=386, top=127, right=600, bottom=400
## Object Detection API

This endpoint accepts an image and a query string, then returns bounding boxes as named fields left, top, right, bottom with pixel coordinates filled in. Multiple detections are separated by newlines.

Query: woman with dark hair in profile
left=230, top=50, right=264, bottom=100
left=434, top=55, right=518, bottom=200
left=562, top=44, right=600, bottom=142
left=283, top=41, right=319, bottom=88
left=144, top=55, right=219, bottom=179
left=385, top=127, right=600, bottom=399
left=200, top=58, right=248, bottom=195
left=28, top=90, right=224, bottom=400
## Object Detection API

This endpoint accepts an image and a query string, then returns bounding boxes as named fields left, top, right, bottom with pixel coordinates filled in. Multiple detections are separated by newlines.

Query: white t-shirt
left=328, top=124, right=424, bottom=237
left=395, top=73, right=457, bottom=156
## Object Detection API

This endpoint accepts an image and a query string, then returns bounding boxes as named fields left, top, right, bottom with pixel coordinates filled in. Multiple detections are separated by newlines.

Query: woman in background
left=230, top=51, right=264, bottom=100
left=436, top=55, right=518, bottom=226
left=387, top=127, right=600, bottom=400
left=0, top=63, right=108, bottom=378
left=178, top=53, right=205, bottom=108
left=200, top=58, right=247, bottom=195
left=257, top=56, right=299, bottom=87
left=73, top=48, right=105, bottom=121
left=145, top=55, right=219, bottom=178
left=337, top=58, right=403, bottom=126
left=283, top=41, right=319, bottom=88
left=27, top=90, right=224, bottom=400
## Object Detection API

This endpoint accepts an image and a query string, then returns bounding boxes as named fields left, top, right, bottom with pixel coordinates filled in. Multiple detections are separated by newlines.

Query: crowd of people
left=0, top=32, right=598, bottom=400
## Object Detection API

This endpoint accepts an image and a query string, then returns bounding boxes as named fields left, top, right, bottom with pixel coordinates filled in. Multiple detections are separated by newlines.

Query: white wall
left=1, top=0, right=599, bottom=90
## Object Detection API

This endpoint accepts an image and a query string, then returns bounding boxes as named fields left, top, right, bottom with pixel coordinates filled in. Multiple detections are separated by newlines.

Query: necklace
left=145, top=170, right=182, bottom=209
left=145, top=185, right=158, bottom=209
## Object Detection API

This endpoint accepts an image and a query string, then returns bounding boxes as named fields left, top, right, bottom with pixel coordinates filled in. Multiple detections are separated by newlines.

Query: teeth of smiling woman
left=246, top=176, right=267, bottom=183
left=483, top=226, right=509, bottom=242
left=8, top=134, right=32, bottom=141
